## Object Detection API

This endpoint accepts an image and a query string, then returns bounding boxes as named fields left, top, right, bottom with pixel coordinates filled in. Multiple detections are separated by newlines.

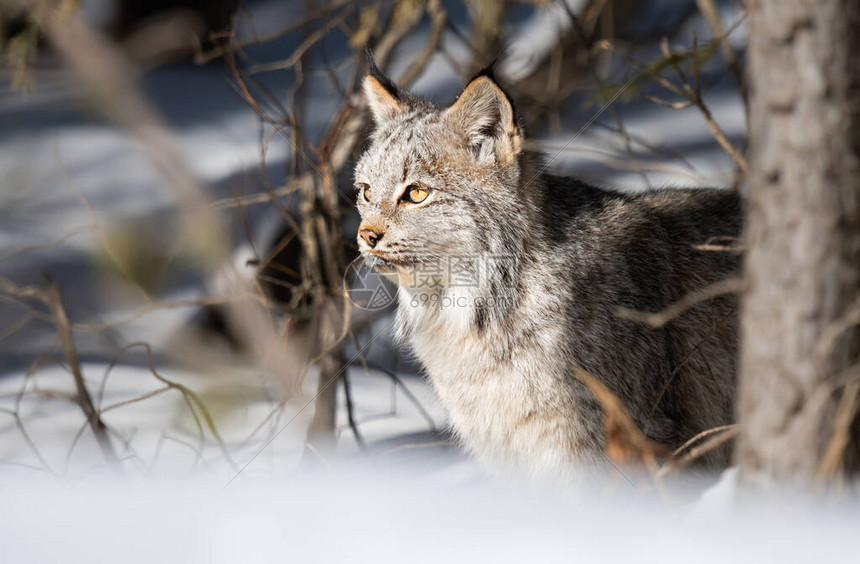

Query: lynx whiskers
left=354, top=60, right=741, bottom=483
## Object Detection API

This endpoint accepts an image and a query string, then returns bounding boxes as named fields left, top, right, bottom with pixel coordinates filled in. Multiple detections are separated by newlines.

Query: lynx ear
left=445, top=72, right=522, bottom=165
left=363, top=55, right=404, bottom=124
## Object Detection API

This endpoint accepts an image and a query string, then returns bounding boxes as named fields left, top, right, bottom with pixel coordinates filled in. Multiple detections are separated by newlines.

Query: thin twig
left=659, top=425, right=739, bottom=475
left=615, top=277, right=743, bottom=329
left=0, top=275, right=121, bottom=467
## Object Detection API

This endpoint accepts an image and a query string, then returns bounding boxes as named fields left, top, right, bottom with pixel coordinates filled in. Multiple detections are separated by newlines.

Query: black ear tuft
left=365, top=48, right=401, bottom=102
left=470, top=60, right=499, bottom=83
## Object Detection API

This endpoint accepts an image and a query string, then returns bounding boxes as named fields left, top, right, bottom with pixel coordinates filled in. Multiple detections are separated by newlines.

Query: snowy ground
left=1, top=1, right=856, bottom=560
left=3, top=469, right=857, bottom=564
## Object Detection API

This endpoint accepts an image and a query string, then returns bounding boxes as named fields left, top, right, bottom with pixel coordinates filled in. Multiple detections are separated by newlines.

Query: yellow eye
left=360, top=185, right=371, bottom=202
left=405, top=186, right=429, bottom=204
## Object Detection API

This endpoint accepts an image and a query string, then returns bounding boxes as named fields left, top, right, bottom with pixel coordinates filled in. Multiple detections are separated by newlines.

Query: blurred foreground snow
left=1, top=466, right=857, bottom=563
left=3, top=3, right=855, bottom=560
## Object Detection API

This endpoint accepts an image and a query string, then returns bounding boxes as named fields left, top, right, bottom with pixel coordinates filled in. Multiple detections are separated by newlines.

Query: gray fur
left=354, top=72, right=740, bottom=482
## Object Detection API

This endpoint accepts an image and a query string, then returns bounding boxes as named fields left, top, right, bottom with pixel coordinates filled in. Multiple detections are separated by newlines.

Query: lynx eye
left=357, top=183, right=371, bottom=202
left=403, top=185, right=430, bottom=205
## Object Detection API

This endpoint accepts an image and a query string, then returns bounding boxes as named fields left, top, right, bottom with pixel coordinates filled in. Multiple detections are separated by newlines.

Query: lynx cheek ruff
left=354, top=59, right=740, bottom=482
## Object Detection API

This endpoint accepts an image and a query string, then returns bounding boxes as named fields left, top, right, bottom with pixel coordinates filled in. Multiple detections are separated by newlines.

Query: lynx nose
left=359, top=227, right=383, bottom=248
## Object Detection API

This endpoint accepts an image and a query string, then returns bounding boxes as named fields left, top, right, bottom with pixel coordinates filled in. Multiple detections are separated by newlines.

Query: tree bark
left=738, top=0, right=860, bottom=484
left=306, top=352, right=339, bottom=452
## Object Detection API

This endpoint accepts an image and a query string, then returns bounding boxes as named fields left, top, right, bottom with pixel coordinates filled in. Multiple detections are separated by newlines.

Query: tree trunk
left=738, top=0, right=860, bottom=484
left=306, top=352, right=339, bottom=452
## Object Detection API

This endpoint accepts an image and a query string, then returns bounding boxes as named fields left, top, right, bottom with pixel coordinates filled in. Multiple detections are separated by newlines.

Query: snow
left=499, top=0, right=592, bottom=82
left=1, top=468, right=857, bottom=563
left=1, top=1, right=856, bottom=560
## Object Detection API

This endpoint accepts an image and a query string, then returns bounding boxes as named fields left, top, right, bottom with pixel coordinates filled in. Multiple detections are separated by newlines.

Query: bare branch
left=616, top=277, right=743, bottom=329
left=0, top=275, right=121, bottom=468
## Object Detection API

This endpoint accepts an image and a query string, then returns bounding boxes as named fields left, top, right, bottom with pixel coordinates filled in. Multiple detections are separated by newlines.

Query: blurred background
left=0, top=0, right=748, bottom=486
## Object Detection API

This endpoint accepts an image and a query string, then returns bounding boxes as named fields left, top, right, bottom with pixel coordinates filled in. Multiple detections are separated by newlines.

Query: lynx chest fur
left=354, top=61, right=741, bottom=480
left=396, top=281, right=604, bottom=479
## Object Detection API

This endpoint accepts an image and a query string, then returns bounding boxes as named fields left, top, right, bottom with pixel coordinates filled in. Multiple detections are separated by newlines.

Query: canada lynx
left=354, top=63, right=741, bottom=482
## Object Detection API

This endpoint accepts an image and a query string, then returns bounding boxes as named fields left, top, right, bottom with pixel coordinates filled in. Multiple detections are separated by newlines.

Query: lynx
left=354, top=63, right=741, bottom=482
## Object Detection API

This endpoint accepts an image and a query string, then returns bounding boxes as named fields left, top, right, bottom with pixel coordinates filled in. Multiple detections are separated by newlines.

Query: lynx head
left=354, top=62, right=529, bottom=291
